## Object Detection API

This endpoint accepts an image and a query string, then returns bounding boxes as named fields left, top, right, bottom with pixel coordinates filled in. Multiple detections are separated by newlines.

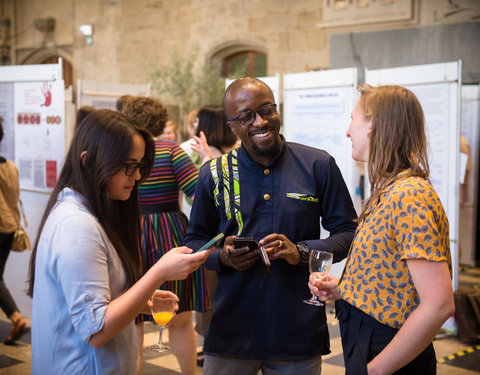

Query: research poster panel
left=365, top=61, right=461, bottom=292
left=14, top=79, right=65, bottom=192
left=282, top=69, right=358, bottom=200
left=407, top=83, right=451, bottom=206
left=0, top=83, right=14, bottom=161
left=77, top=79, right=150, bottom=110
left=459, top=85, right=480, bottom=266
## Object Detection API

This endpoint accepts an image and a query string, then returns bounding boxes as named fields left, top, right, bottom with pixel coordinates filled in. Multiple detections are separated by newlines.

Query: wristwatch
left=296, top=242, right=310, bottom=264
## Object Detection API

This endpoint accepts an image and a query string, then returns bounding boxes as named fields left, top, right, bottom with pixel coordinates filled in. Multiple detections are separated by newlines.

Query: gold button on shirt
left=263, top=193, right=270, bottom=200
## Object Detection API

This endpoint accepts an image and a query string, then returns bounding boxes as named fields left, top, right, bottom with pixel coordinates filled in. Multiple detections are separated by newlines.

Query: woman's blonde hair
left=359, top=85, right=429, bottom=221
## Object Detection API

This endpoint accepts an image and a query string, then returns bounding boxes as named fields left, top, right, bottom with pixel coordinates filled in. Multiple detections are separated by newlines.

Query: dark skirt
left=335, top=299, right=436, bottom=375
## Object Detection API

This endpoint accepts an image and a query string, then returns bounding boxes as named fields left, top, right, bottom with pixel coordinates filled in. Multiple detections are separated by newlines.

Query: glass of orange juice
left=151, top=293, right=176, bottom=352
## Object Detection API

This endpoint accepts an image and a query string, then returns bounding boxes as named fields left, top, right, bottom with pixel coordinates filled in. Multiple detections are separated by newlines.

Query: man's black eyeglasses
left=228, top=103, right=277, bottom=127
left=124, top=159, right=146, bottom=177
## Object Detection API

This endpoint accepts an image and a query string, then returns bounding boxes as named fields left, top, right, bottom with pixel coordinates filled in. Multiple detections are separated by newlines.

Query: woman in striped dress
left=121, top=96, right=207, bottom=375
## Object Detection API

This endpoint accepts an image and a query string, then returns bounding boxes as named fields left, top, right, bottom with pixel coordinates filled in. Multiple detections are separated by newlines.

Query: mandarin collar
left=238, top=134, right=287, bottom=171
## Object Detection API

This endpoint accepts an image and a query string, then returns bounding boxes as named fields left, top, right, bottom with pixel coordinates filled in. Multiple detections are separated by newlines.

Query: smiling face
left=346, top=100, right=372, bottom=162
left=106, top=133, right=146, bottom=201
left=225, top=79, right=282, bottom=165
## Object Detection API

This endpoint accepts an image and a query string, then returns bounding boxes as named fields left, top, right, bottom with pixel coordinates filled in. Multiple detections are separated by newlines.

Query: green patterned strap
left=221, top=154, right=231, bottom=220
left=231, top=149, right=243, bottom=235
left=210, top=158, right=220, bottom=206
left=209, top=150, right=244, bottom=236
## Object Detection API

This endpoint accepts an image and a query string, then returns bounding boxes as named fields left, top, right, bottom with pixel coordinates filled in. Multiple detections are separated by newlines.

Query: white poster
left=283, top=86, right=353, bottom=185
left=0, top=83, right=14, bottom=160
left=14, top=80, right=65, bottom=192
left=407, top=83, right=450, bottom=207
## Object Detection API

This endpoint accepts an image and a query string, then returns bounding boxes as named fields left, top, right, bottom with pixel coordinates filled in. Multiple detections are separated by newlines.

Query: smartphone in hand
left=196, top=233, right=225, bottom=252
left=233, top=237, right=259, bottom=251
left=233, top=237, right=271, bottom=269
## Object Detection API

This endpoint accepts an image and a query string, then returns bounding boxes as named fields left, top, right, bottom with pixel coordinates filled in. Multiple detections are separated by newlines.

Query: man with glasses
left=185, top=77, right=357, bottom=375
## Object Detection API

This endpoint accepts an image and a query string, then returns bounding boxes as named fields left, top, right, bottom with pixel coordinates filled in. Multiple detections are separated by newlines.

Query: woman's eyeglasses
left=124, top=159, right=146, bottom=176
left=228, top=103, right=277, bottom=127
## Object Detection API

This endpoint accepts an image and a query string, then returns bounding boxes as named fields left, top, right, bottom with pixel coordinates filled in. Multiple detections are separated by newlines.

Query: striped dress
left=137, top=140, right=207, bottom=322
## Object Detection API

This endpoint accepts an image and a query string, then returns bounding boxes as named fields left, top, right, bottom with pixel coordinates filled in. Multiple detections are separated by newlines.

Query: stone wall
left=1, top=0, right=479, bottom=86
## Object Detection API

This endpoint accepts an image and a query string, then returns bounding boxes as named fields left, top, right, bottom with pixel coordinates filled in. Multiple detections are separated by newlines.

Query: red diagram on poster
left=45, top=160, right=57, bottom=188
left=17, top=113, right=41, bottom=125
left=41, top=82, right=52, bottom=107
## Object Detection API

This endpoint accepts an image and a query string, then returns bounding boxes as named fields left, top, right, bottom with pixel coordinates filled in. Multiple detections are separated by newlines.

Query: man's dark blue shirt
left=185, top=137, right=357, bottom=360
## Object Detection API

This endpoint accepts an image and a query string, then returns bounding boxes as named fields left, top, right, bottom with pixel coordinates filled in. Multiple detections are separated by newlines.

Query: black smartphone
left=233, top=236, right=271, bottom=270
left=233, top=237, right=259, bottom=251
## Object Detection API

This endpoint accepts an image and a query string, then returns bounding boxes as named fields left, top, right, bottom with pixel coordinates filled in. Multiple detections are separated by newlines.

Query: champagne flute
left=303, top=250, right=333, bottom=306
left=150, top=295, right=176, bottom=352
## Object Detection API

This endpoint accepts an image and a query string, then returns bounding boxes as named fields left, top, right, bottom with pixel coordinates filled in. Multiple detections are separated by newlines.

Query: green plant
left=148, top=49, right=225, bottom=127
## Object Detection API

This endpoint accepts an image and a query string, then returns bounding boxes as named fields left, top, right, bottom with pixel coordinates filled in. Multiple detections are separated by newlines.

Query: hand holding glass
left=304, top=250, right=333, bottom=306
left=151, top=295, right=176, bottom=352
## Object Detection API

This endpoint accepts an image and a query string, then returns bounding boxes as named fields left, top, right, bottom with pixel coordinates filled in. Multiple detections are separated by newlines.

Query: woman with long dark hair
left=309, top=85, right=454, bottom=375
left=27, top=109, right=211, bottom=374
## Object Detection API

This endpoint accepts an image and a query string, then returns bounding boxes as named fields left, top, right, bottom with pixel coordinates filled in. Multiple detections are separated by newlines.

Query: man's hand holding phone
left=220, top=236, right=260, bottom=271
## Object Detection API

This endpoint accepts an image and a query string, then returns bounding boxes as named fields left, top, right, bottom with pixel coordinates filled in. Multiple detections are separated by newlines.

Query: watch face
left=297, top=243, right=309, bottom=252
left=297, top=243, right=310, bottom=263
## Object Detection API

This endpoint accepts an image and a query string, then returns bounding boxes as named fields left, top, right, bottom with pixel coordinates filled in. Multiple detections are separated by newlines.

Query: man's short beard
left=251, top=137, right=278, bottom=156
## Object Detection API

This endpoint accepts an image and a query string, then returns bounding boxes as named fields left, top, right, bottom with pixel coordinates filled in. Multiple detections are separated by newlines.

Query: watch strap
left=296, top=242, right=310, bottom=264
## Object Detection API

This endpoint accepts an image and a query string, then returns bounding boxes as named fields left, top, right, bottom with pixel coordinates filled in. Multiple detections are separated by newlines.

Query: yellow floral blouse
left=338, top=172, right=451, bottom=329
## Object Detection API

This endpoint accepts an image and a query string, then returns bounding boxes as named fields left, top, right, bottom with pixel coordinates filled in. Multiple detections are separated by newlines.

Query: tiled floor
left=1, top=267, right=480, bottom=374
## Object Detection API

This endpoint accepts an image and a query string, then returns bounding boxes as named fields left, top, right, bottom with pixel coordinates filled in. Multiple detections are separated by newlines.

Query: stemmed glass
left=303, top=250, right=333, bottom=306
left=150, top=295, right=176, bottom=352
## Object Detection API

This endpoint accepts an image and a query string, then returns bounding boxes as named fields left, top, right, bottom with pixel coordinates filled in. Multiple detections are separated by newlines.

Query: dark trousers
left=335, top=299, right=436, bottom=375
left=0, top=232, right=19, bottom=318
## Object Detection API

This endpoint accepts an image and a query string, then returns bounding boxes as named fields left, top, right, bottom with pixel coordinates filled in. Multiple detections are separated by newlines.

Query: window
left=224, top=51, right=266, bottom=78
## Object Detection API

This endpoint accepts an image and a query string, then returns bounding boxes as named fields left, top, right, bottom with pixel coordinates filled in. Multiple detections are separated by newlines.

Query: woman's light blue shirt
left=31, top=188, right=136, bottom=374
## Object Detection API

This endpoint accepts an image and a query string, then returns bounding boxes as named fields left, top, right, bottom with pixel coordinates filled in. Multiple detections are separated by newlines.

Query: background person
left=27, top=109, right=211, bottom=374
left=185, top=77, right=357, bottom=375
left=116, top=94, right=133, bottom=112
left=193, top=105, right=238, bottom=160
left=180, top=108, right=199, bottom=157
left=121, top=96, right=207, bottom=375
left=309, top=85, right=454, bottom=375
left=160, top=120, right=179, bottom=143
left=0, top=116, right=28, bottom=345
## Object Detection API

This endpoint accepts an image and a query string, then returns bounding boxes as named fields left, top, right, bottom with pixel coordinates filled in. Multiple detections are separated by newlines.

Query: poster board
left=365, top=61, right=461, bottom=292
left=282, top=68, right=359, bottom=203
left=0, top=62, right=65, bottom=193
left=0, top=61, right=65, bottom=316
left=0, top=82, right=14, bottom=161
left=77, top=79, right=150, bottom=110
left=459, top=85, right=480, bottom=266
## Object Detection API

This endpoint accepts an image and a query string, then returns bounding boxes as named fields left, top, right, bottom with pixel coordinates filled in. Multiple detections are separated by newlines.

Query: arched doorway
left=209, top=40, right=268, bottom=78
left=41, top=56, right=73, bottom=89
left=20, top=48, right=73, bottom=89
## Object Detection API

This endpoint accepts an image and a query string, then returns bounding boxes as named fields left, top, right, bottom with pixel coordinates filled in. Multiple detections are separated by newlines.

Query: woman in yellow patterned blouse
left=309, top=85, right=454, bottom=375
